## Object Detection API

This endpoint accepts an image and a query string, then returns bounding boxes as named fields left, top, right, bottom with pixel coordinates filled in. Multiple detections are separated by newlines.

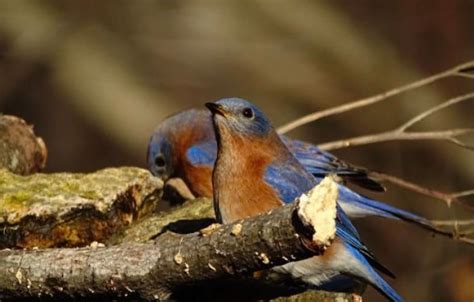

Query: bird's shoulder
left=185, top=140, right=217, bottom=166
left=284, top=137, right=385, bottom=192
left=263, top=156, right=316, bottom=204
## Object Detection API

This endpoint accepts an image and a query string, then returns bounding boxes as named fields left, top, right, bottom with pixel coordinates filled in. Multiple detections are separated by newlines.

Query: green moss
left=110, top=198, right=214, bottom=244
left=5, top=191, right=33, bottom=203
left=1, top=191, right=34, bottom=212
left=0, top=169, right=17, bottom=184
left=0, top=167, right=163, bottom=224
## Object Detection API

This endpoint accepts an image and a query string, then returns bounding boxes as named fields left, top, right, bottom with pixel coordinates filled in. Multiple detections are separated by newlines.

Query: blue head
left=147, top=109, right=214, bottom=180
left=147, top=129, right=174, bottom=180
left=205, top=98, right=274, bottom=140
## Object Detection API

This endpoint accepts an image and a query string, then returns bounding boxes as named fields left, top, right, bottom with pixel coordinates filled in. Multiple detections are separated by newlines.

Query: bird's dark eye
left=154, top=155, right=166, bottom=168
left=242, top=107, right=254, bottom=119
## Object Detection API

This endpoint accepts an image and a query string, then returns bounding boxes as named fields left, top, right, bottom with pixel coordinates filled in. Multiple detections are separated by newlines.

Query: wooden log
left=0, top=178, right=339, bottom=301
left=0, top=167, right=163, bottom=248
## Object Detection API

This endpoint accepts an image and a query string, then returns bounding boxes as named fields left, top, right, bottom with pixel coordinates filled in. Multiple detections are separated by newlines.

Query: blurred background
left=0, top=1, right=473, bottom=301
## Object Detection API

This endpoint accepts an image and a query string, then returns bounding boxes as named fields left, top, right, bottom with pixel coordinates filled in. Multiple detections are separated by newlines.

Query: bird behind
left=147, top=109, right=215, bottom=197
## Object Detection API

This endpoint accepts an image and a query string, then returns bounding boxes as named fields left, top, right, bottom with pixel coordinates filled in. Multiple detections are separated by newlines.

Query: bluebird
left=205, top=98, right=403, bottom=302
left=147, top=107, right=454, bottom=238
left=147, top=109, right=215, bottom=197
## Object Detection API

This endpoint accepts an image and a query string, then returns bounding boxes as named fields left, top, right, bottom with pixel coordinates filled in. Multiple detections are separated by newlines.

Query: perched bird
left=147, top=109, right=215, bottom=197
left=205, top=98, right=403, bottom=302
left=147, top=107, right=453, bottom=238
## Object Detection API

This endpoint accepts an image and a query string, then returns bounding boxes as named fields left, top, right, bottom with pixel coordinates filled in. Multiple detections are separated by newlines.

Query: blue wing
left=264, top=159, right=316, bottom=204
left=331, top=181, right=455, bottom=238
left=264, top=158, right=362, bottom=242
left=264, top=160, right=398, bottom=291
left=284, top=138, right=338, bottom=175
left=335, top=211, right=399, bottom=301
left=185, top=141, right=217, bottom=166
left=341, top=241, right=403, bottom=302
left=282, top=137, right=385, bottom=192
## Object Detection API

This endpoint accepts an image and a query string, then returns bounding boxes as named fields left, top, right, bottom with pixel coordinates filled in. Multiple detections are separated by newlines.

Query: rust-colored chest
left=213, top=135, right=283, bottom=223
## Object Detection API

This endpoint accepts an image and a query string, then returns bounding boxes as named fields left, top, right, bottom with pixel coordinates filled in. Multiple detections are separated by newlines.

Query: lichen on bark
left=0, top=167, right=163, bottom=248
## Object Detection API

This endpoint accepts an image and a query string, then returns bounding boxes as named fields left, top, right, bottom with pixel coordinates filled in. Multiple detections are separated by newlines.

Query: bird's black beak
left=205, top=102, right=227, bottom=116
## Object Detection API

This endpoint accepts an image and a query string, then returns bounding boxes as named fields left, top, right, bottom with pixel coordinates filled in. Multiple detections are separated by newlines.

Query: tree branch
left=318, top=128, right=474, bottom=151
left=397, top=92, right=474, bottom=131
left=357, top=172, right=474, bottom=244
left=431, top=219, right=474, bottom=227
left=317, top=92, right=474, bottom=151
left=0, top=178, right=339, bottom=301
left=275, top=65, right=474, bottom=211
left=451, top=190, right=474, bottom=199
left=0, top=167, right=164, bottom=249
left=368, top=172, right=474, bottom=209
left=277, top=60, right=474, bottom=134
left=429, top=219, right=474, bottom=245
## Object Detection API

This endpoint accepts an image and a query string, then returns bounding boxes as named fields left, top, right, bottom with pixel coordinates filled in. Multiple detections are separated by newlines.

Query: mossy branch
left=0, top=178, right=339, bottom=301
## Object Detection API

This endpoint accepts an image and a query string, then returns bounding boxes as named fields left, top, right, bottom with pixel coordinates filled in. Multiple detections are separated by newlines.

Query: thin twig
left=368, top=171, right=474, bottom=209
left=397, top=93, right=474, bottom=131
left=457, top=73, right=474, bottom=80
left=431, top=219, right=474, bottom=242
left=431, top=219, right=474, bottom=226
left=456, top=237, right=474, bottom=245
left=277, top=60, right=474, bottom=134
left=369, top=172, right=455, bottom=207
left=275, top=62, right=474, bottom=245
left=318, top=128, right=474, bottom=151
left=350, top=171, right=474, bottom=244
left=317, top=93, right=474, bottom=151
left=451, top=190, right=474, bottom=199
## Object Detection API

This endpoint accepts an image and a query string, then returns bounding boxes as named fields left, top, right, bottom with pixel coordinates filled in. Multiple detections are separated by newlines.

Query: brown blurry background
left=0, top=1, right=473, bottom=301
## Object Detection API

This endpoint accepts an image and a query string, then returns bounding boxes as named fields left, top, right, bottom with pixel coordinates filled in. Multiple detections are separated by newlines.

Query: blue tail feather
left=335, top=184, right=455, bottom=238
left=344, top=244, right=404, bottom=302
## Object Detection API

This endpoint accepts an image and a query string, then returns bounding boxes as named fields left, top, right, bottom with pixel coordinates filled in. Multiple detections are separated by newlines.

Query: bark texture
left=109, top=197, right=215, bottom=244
left=0, top=167, right=163, bottom=248
left=0, top=115, right=47, bottom=175
left=0, top=188, right=336, bottom=301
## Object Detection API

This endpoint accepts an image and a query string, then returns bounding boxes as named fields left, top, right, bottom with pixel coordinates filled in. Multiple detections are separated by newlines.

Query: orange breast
left=214, top=133, right=284, bottom=223
left=181, top=161, right=213, bottom=197
left=171, top=113, right=215, bottom=197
